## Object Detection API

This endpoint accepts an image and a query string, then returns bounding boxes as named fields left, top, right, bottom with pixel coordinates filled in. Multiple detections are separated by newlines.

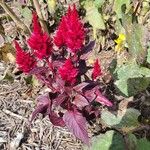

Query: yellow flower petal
left=115, top=33, right=126, bottom=44
left=119, top=33, right=126, bottom=41
left=114, top=33, right=126, bottom=53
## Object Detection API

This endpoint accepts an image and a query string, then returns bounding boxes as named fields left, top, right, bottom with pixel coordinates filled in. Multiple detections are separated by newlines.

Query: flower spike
left=27, top=12, right=53, bottom=59
left=14, top=41, right=36, bottom=73
left=54, top=5, right=85, bottom=53
left=59, top=59, right=79, bottom=84
left=92, top=59, right=102, bottom=79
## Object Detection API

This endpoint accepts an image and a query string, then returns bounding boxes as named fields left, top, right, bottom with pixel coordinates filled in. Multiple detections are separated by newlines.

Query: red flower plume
left=59, top=59, right=78, bottom=84
left=92, top=59, right=102, bottom=79
left=32, top=12, right=42, bottom=34
left=14, top=41, right=36, bottom=73
left=54, top=5, right=85, bottom=53
left=54, top=17, right=67, bottom=48
left=27, top=12, right=53, bottom=59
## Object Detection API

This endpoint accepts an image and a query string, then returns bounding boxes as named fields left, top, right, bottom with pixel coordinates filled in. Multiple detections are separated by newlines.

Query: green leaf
left=137, top=138, right=150, bottom=150
left=116, top=108, right=140, bottom=129
left=101, top=110, right=121, bottom=126
left=84, top=2, right=105, bottom=30
left=101, top=108, right=140, bottom=132
left=123, top=14, right=145, bottom=62
left=114, top=63, right=150, bottom=96
left=84, top=131, right=125, bottom=150
left=114, top=0, right=131, bottom=18
left=126, top=134, right=137, bottom=150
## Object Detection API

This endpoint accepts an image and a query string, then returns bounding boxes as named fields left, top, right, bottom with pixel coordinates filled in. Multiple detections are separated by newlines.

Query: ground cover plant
left=0, top=0, right=150, bottom=150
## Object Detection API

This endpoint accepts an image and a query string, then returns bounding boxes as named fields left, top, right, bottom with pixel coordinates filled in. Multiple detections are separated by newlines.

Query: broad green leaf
left=126, top=134, right=137, bottom=150
left=101, top=108, right=140, bottom=132
left=114, top=0, right=131, bottom=18
left=116, top=108, right=140, bottom=130
left=101, top=110, right=121, bottom=126
left=137, top=138, right=150, bottom=150
left=84, top=2, right=105, bottom=30
left=123, top=14, right=146, bottom=62
left=84, top=131, right=125, bottom=150
left=114, top=63, right=150, bottom=96
left=115, top=79, right=128, bottom=96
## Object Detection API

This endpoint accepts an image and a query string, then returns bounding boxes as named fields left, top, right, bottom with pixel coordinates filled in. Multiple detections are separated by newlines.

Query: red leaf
left=95, top=90, right=113, bottom=107
left=29, top=66, right=48, bottom=75
left=52, top=76, right=65, bottom=92
left=74, top=94, right=89, bottom=108
left=84, top=88, right=97, bottom=102
left=30, top=94, right=50, bottom=122
left=49, top=112, right=65, bottom=127
left=73, top=82, right=89, bottom=92
left=63, top=110, right=89, bottom=144
left=53, top=93, right=67, bottom=107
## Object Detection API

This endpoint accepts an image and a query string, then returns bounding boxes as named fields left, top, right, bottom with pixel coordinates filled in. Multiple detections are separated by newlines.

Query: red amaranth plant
left=14, top=5, right=113, bottom=145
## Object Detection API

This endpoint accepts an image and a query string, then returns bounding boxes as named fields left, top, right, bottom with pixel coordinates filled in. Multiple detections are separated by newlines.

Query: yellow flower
left=114, top=33, right=126, bottom=53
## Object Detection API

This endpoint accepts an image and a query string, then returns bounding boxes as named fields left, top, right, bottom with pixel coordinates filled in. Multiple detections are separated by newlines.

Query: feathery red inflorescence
left=27, top=12, right=53, bottom=59
left=92, top=59, right=102, bottom=79
left=54, top=5, right=85, bottom=53
left=59, top=59, right=79, bottom=84
left=14, top=41, right=36, bottom=73
left=54, top=17, right=67, bottom=48
left=32, top=12, right=42, bottom=34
